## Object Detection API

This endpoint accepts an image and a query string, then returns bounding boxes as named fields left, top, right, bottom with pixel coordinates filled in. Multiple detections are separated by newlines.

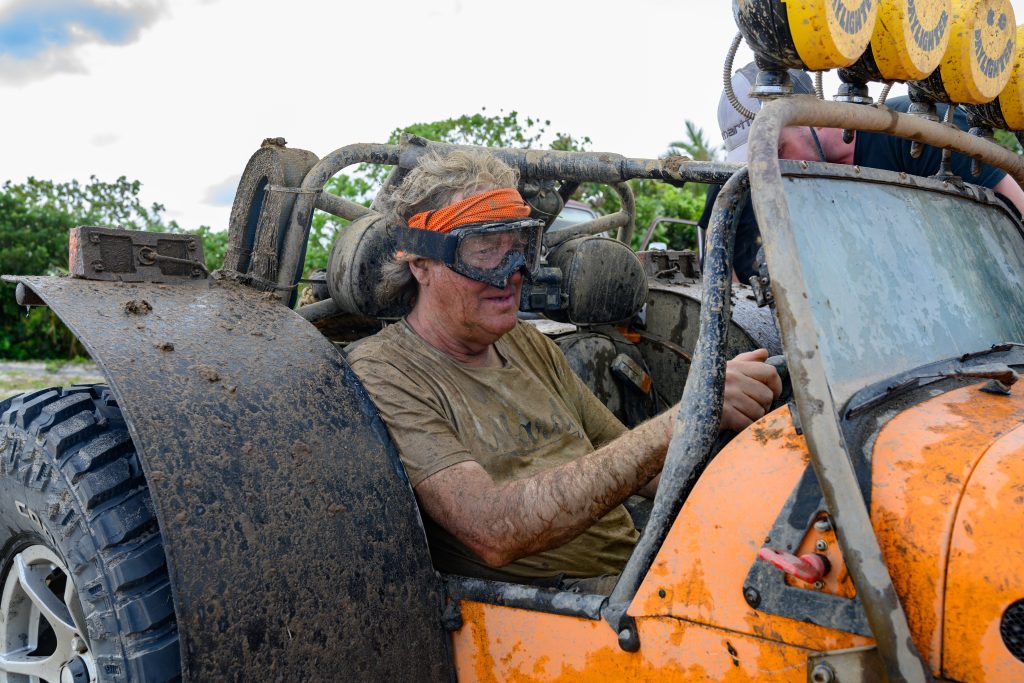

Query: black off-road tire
left=0, top=385, right=180, bottom=682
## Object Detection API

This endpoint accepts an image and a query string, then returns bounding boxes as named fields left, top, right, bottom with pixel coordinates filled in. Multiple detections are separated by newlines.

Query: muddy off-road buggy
left=4, top=0, right=1024, bottom=681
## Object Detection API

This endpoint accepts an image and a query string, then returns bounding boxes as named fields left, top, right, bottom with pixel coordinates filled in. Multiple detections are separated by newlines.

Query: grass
left=43, top=356, right=93, bottom=373
left=0, top=361, right=105, bottom=400
left=0, top=373, right=62, bottom=395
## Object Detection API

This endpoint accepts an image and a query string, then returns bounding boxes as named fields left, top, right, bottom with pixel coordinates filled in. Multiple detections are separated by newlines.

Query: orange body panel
left=870, top=385, right=1024, bottom=673
left=942, top=423, right=1024, bottom=681
left=451, top=601, right=813, bottom=682
left=631, top=408, right=871, bottom=652
left=450, top=385, right=1024, bottom=680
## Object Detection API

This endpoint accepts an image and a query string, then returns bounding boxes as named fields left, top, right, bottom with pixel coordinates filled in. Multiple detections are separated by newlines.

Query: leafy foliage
left=0, top=177, right=183, bottom=359
left=669, top=121, right=721, bottom=162
left=566, top=120, right=718, bottom=251
left=399, top=111, right=555, bottom=149
left=3, top=112, right=719, bottom=359
left=305, top=110, right=714, bottom=272
left=194, top=225, right=228, bottom=271
left=994, top=129, right=1023, bottom=155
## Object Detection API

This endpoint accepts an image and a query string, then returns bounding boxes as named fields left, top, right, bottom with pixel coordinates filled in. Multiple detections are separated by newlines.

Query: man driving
left=348, top=148, right=781, bottom=594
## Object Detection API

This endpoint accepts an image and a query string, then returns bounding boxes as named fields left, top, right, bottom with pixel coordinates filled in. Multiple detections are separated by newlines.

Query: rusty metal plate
left=68, top=226, right=207, bottom=282
left=7, top=276, right=451, bottom=682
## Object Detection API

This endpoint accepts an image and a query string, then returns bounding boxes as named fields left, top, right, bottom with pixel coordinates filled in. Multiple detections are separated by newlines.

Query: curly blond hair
left=378, top=148, right=520, bottom=309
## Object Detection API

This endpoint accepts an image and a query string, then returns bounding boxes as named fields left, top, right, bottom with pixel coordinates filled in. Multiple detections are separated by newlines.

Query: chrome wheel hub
left=0, top=545, right=95, bottom=683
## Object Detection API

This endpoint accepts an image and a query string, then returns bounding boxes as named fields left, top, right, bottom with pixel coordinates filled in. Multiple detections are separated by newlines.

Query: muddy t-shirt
left=346, top=319, right=639, bottom=583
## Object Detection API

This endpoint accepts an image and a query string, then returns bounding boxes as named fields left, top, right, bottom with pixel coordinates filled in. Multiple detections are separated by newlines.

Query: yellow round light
left=994, top=26, right=1024, bottom=129
left=787, top=0, right=877, bottom=69
left=938, top=0, right=1016, bottom=103
left=871, top=0, right=951, bottom=80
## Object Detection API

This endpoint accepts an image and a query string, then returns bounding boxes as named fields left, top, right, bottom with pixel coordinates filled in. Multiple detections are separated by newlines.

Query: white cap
left=718, top=63, right=814, bottom=162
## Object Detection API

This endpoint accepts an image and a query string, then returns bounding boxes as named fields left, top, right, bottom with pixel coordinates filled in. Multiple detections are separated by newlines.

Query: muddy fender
left=8, top=276, right=451, bottom=681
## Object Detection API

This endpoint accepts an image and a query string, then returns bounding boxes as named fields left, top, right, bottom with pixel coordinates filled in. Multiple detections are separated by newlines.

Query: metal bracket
left=520, top=267, right=567, bottom=312
left=834, top=81, right=873, bottom=105
left=639, top=249, right=700, bottom=282
left=69, top=226, right=207, bottom=283
left=742, top=466, right=872, bottom=636
left=613, top=613, right=640, bottom=653
left=14, top=282, right=45, bottom=307
left=808, top=646, right=885, bottom=683
left=749, top=273, right=774, bottom=308
left=441, top=600, right=463, bottom=632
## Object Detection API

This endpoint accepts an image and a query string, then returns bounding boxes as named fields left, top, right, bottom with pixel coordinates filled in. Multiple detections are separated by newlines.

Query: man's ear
left=408, top=257, right=431, bottom=286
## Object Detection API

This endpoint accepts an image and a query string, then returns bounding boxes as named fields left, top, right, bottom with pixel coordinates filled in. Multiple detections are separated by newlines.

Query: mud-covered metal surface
left=546, top=236, right=647, bottom=325
left=733, top=0, right=803, bottom=71
left=638, top=280, right=780, bottom=405
left=68, top=226, right=207, bottom=283
left=272, top=135, right=742, bottom=296
left=808, top=647, right=886, bottom=683
left=5, top=276, right=451, bottom=681
left=603, top=169, right=750, bottom=649
left=223, top=138, right=319, bottom=288
left=746, top=96, right=985, bottom=683
left=543, top=182, right=637, bottom=248
left=555, top=332, right=658, bottom=428
left=445, top=576, right=607, bottom=621
left=326, top=212, right=408, bottom=319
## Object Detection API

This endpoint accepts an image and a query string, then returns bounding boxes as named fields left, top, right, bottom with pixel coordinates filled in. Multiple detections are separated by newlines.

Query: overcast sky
left=2, top=0, right=1023, bottom=232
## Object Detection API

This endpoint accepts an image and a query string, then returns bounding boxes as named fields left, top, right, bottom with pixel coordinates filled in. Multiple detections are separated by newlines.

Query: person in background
left=700, top=61, right=1024, bottom=284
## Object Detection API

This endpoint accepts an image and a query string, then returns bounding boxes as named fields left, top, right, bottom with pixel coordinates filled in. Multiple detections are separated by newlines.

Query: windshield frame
left=747, top=95, right=1024, bottom=682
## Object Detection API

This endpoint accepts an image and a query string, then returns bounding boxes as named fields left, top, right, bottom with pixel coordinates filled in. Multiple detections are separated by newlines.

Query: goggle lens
left=451, top=220, right=543, bottom=287
left=458, top=229, right=531, bottom=270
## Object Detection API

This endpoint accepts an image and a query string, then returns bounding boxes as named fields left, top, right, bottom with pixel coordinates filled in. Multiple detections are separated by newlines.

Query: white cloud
left=0, top=46, right=86, bottom=84
left=203, top=175, right=239, bottom=207
left=90, top=131, right=119, bottom=146
left=2, top=0, right=1022, bottom=233
left=0, top=0, right=165, bottom=84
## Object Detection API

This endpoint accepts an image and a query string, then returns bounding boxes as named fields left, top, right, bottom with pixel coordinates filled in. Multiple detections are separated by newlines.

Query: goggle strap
left=393, top=225, right=458, bottom=264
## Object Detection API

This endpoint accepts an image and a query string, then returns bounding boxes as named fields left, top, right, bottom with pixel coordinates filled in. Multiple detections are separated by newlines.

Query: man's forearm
left=430, top=412, right=670, bottom=567
left=637, top=473, right=661, bottom=499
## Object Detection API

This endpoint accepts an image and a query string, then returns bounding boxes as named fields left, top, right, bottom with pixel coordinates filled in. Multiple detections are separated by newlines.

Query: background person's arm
left=993, top=174, right=1024, bottom=217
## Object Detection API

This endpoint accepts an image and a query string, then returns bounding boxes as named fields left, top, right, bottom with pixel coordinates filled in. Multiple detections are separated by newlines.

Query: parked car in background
left=548, top=199, right=598, bottom=233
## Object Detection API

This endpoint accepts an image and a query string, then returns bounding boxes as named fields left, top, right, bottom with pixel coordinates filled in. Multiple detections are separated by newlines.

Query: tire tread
left=1, top=384, right=180, bottom=682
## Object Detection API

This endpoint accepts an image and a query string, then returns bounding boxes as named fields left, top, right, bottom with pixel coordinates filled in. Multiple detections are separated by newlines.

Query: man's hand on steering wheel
left=720, top=348, right=783, bottom=432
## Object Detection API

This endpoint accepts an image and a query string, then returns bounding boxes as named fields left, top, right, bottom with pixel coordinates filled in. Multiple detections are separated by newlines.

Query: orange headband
left=407, top=188, right=531, bottom=233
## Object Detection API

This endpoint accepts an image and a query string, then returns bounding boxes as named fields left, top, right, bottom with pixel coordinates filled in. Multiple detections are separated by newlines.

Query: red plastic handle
left=758, top=547, right=828, bottom=583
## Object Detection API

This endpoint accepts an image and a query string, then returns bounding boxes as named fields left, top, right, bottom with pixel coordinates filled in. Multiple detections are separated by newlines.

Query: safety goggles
left=395, top=218, right=545, bottom=288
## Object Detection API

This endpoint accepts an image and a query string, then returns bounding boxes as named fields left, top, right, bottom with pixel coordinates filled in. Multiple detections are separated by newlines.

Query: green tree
left=669, top=121, right=722, bottom=162
left=570, top=120, right=716, bottom=251
left=0, top=176, right=181, bottom=359
left=994, top=129, right=1023, bottom=155
left=194, top=225, right=228, bottom=271
left=305, top=110, right=565, bottom=274
left=305, top=111, right=710, bottom=271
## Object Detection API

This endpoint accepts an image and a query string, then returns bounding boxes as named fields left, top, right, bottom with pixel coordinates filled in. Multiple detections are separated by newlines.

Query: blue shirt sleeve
left=853, top=96, right=1006, bottom=189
